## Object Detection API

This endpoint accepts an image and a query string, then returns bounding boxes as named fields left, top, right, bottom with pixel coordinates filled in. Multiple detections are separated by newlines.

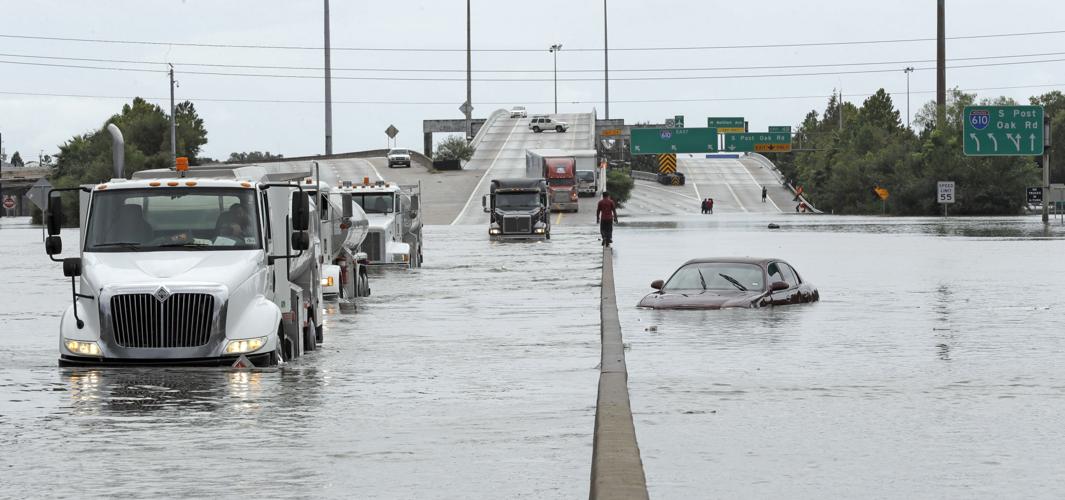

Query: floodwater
left=0, top=218, right=601, bottom=499
left=612, top=214, right=1065, bottom=498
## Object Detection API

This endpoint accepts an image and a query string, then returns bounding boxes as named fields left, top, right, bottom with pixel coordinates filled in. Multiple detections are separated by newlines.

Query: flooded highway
left=0, top=218, right=601, bottom=498
left=612, top=214, right=1065, bottom=498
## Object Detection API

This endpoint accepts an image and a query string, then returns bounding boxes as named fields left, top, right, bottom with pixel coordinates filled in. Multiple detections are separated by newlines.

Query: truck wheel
left=556, top=126, right=564, bottom=132
left=533, top=126, right=541, bottom=133
left=546, top=231, right=551, bottom=240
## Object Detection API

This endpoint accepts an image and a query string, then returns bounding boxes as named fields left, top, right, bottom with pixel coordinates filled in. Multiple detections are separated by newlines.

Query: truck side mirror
left=291, top=231, right=310, bottom=251
left=651, top=279, right=664, bottom=290
left=482, top=195, right=489, bottom=213
left=45, top=236, right=62, bottom=256
left=63, top=257, right=82, bottom=277
left=411, top=195, right=420, bottom=211
left=291, top=191, right=310, bottom=231
left=47, top=196, right=63, bottom=236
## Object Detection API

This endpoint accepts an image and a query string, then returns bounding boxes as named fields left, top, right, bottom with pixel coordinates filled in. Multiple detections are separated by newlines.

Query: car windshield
left=352, top=193, right=395, bottom=214
left=388, top=149, right=408, bottom=156
left=664, top=263, right=765, bottom=292
left=84, top=188, right=261, bottom=252
left=513, top=106, right=524, bottom=110
left=496, top=192, right=540, bottom=210
left=577, top=171, right=595, bottom=182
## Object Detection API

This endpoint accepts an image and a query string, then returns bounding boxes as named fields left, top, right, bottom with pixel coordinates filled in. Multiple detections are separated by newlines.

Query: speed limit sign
left=937, top=181, right=955, bottom=204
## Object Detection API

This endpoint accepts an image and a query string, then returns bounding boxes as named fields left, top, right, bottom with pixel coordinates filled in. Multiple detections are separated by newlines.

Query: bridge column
left=424, top=132, right=433, bottom=158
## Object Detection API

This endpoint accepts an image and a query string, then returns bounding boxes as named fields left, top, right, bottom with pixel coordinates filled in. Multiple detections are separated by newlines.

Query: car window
left=781, top=263, right=801, bottom=286
left=767, top=262, right=788, bottom=286
left=664, top=263, right=765, bottom=292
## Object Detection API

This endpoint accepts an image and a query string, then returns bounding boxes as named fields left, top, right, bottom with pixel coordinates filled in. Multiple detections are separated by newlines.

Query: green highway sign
left=768, top=125, right=792, bottom=134
left=675, top=115, right=685, bottom=128
left=631, top=127, right=718, bottom=155
left=963, top=105, right=1044, bottom=156
left=724, top=132, right=792, bottom=153
left=708, top=117, right=745, bottom=133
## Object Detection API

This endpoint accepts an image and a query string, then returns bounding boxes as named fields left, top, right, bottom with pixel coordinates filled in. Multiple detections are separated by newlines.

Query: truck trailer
left=43, top=144, right=341, bottom=367
left=525, top=149, right=579, bottom=213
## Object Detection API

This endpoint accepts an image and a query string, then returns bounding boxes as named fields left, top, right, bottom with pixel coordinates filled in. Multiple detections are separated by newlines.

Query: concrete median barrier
left=590, top=247, right=648, bottom=500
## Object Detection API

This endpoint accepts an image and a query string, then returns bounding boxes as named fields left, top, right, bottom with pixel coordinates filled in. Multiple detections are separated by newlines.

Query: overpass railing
left=469, top=108, right=507, bottom=151
left=748, top=153, right=824, bottom=214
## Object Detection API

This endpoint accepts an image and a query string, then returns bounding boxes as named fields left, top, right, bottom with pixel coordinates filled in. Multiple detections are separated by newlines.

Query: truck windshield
left=496, top=192, right=540, bottom=210
left=85, top=188, right=261, bottom=252
left=352, top=193, right=394, bottom=214
left=547, top=178, right=574, bottom=187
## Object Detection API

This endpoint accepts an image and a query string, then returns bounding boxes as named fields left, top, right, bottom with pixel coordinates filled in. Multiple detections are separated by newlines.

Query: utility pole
left=0, top=131, right=4, bottom=219
left=603, top=0, right=609, bottom=119
left=550, top=44, right=563, bottom=114
left=465, top=0, right=472, bottom=140
left=169, top=64, right=176, bottom=168
left=838, top=88, right=843, bottom=131
left=904, top=67, right=915, bottom=129
left=324, top=0, right=334, bottom=155
left=937, top=0, right=946, bottom=127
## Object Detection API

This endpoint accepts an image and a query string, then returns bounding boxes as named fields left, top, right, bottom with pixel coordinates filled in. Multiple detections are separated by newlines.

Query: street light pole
left=904, top=67, right=914, bottom=129
left=324, top=0, right=334, bottom=155
left=549, top=44, right=562, bottom=114
left=465, top=0, right=472, bottom=140
left=603, top=0, right=609, bottom=119
left=169, top=64, right=176, bottom=167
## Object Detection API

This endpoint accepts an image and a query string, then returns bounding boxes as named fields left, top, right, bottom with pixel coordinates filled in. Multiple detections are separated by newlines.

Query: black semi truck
left=481, top=178, right=551, bottom=241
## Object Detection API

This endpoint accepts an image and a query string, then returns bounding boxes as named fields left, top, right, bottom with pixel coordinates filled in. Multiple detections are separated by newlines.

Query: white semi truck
left=338, top=179, right=423, bottom=268
left=43, top=146, right=342, bottom=367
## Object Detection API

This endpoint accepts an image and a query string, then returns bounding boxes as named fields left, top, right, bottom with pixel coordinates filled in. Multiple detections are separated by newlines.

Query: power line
left=3, top=49, right=1065, bottom=74
left=3, top=56, right=1065, bottom=82
left=0, top=29, right=1064, bottom=53
left=2, top=82, right=1062, bottom=106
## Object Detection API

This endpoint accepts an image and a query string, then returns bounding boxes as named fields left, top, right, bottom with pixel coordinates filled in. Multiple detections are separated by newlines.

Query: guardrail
left=747, top=153, right=824, bottom=214
left=630, top=171, right=658, bottom=182
left=470, top=108, right=507, bottom=151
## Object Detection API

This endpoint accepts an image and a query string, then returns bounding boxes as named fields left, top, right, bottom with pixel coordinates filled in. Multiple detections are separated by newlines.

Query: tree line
left=771, top=88, right=1063, bottom=215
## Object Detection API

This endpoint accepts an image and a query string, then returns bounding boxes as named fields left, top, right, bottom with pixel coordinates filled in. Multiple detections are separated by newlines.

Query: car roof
left=681, top=257, right=784, bottom=267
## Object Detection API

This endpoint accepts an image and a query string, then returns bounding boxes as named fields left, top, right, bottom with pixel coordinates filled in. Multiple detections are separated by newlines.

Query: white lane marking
left=724, top=182, right=748, bottom=212
left=692, top=182, right=703, bottom=201
left=738, top=160, right=782, bottom=212
left=451, top=118, right=522, bottom=225
left=360, top=158, right=384, bottom=181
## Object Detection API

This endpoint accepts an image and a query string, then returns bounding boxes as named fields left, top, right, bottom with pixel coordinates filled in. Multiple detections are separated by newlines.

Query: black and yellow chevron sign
left=671, top=175, right=681, bottom=186
left=657, top=153, right=677, bottom=174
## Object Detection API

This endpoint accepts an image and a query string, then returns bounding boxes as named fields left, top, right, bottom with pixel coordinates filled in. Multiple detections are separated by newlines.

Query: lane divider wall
left=590, top=247, right=649, bottom=500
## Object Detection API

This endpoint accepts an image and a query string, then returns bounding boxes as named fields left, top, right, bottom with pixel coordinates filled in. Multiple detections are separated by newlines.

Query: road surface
left=450, top=113, right=596, bottom=226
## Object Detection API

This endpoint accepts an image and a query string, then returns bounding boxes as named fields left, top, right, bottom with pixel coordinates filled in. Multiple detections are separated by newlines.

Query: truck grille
left=503, top=216, right=532, bottom=234
left=110, top=293, right=215, bottom=348
left=553, top=190, right=572, bottom=202
left=364, top=231, right=383, bottom=262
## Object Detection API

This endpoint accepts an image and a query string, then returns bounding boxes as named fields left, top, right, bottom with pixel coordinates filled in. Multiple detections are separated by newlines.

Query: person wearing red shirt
left=596, top=192, right=618, bottom=247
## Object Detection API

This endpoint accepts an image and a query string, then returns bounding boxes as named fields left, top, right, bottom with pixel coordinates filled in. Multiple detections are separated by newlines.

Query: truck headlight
left=321, top=276, right=334, bottom=287
left=534, top=227, right=545, bottom=234
left=225, top=336, right=267, bottom=355
left=489, top=228, right=501, bottom=235
left=64, top=339, right=101, bottom=356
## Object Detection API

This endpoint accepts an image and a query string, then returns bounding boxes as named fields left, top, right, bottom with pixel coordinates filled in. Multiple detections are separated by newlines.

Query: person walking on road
left=596, top=191, right=618, bottom=247
left=700, top=198, right=708, bottom=214
left=707, top=198, right=714, bottom=214
left=761, top=185, right=768, bottom=203
left=793, top=185, right=804, bottom=202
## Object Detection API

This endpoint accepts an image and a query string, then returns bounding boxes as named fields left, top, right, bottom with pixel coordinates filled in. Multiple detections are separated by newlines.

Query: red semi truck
left=525, top=149, right=579, bottom=213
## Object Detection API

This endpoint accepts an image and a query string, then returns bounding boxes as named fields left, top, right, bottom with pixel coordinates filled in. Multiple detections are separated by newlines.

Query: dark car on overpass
left=637, top=257, right=819, bottom=310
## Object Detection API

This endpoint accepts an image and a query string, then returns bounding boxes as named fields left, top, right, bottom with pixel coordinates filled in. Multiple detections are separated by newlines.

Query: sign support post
left=1044, top=116, right=1051, bottom=224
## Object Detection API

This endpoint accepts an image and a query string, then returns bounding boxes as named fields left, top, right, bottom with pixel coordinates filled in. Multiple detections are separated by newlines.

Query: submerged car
left=637, top=258, right=819, bottom=310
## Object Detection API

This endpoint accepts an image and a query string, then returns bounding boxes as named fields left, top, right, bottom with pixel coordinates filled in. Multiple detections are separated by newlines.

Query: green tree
left=605, top=169, right=633, bottom=205
left=10, top=151, right=23, bottom=167
left=433, top=135, right=474, bottom=161
left=1031, top=91, right=1065, bottom=182
left=226, top=151, right=284, bottom=163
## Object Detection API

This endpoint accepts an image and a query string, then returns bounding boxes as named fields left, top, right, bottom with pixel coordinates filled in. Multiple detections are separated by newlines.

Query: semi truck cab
left=482, top=178, right=551, bottom=240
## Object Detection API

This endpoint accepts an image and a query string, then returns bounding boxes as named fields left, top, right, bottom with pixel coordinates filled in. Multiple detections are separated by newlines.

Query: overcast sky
left=1, top=0, right=1063, bottom=161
